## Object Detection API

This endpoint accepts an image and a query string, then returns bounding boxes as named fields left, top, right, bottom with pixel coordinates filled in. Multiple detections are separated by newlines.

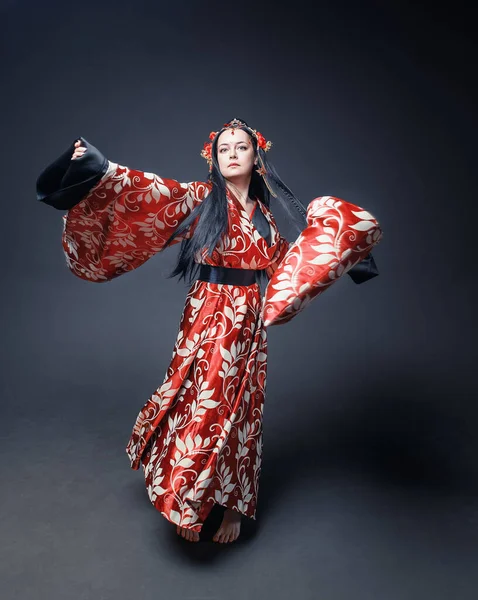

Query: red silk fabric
left=61, top=161, right=288, bottom=531
left=61, top=163, right=382, bottom=531
left=262, top=196, right=383, bottom=327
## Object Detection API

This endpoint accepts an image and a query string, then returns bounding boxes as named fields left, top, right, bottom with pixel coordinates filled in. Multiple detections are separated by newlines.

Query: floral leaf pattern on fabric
left=62, top=161, right=211, bottom=281
left=127, top=281, right=267, bottom=531
left=262, top=196, right=383, bottom=326
left=58, top=155, right=382, bottom=532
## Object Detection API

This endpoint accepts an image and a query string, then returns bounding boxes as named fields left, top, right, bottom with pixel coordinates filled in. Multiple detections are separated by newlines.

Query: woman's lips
left=229, top=163, right=239, bottom=167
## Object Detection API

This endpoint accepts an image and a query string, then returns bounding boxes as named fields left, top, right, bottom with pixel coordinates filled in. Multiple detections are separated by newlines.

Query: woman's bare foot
left=213, top=508, right=241, bottom=543
left=176, top=499, right=201, bottom=541
left=176, top=525, right=200, bottom=542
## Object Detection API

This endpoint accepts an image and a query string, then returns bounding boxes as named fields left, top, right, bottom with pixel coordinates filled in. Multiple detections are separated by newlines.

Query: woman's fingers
left=71, top=141, right=87, bottom=160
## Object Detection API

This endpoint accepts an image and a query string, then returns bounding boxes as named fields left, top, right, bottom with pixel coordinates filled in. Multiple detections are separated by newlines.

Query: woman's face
left=216, top=128, right=256, bottom=179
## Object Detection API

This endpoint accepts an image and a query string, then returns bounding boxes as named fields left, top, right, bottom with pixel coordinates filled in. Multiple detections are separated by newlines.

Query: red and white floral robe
left=62, top=160, right=291, bottom=532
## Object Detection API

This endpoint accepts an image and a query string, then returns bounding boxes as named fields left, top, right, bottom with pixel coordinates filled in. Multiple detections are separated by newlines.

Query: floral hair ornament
left=200, top=118, right=276, bottom=197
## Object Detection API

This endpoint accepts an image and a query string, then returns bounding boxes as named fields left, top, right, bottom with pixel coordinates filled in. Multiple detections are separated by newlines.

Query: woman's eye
left=219, top=146, right=247, bottom=152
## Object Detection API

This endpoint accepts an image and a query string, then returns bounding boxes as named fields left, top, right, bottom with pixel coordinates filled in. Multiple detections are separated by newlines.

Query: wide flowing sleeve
left=262, top=195, right=383, bottom=327
left=266, top=227, right=379, bottom=283
left=37, top=137, right=210, bottom=282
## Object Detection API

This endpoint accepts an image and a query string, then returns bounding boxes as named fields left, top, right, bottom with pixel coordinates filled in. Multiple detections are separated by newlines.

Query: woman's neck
left=226, top=178, right=253, bottom=205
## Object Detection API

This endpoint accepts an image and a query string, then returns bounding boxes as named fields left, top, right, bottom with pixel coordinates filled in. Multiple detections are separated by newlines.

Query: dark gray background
left=1, top=0, right=477, bottom=598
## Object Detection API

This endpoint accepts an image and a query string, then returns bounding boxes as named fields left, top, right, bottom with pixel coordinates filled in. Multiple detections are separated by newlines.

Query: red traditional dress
left=59, top=153, right=290, bottom=532
left=37, top=135, right=381, bottom=534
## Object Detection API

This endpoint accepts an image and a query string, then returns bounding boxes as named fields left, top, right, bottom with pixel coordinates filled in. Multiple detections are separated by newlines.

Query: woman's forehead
left=217, top=129, right=250, bottom=145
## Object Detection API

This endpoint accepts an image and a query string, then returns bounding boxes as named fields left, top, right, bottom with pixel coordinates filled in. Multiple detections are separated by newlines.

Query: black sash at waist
left=196, top=264, right=258, bottom=286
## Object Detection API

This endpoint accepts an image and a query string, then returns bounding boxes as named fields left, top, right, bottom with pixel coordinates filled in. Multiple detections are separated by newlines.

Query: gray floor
left=2, top=315, right=478, bottom=599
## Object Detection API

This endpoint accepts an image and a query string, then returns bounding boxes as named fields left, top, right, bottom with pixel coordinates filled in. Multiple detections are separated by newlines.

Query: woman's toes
left=176, top=525, right=200, bottom=542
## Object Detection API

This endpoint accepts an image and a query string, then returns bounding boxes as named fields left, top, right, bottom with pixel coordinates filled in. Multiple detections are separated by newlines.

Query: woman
left=37, top=117, right=378, bottom=544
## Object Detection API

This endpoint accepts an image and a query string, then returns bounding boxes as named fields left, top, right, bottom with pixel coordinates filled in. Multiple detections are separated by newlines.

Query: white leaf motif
left=197, top=467, right=212, bottom=483
left=219, top=345, right=232, bottom=363
left=309, top=253, right=336, bottom=265
left=185, top=433, right=194, bottom=451
left=201, top=399, right=221, bottom=409
left=311, top=244, right=337, bottom=253
left=169, top=510, right=181, bottom=525
left=350, top=221, right=375, bottom=231
left=268, top=289, right=294, bottom=302
left=157, top=183, right=171, bottom=197
left=175, top=436, right=186, bottom=453
left=351, top=209, right=375, bottom=220
left=198, top=388, right=215, bottom=400
left=268, top=280, right=292, bottom=290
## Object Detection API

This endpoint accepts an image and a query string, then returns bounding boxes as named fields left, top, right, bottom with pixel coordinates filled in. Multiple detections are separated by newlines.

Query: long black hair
left=164, top=118, right=307, bottom=285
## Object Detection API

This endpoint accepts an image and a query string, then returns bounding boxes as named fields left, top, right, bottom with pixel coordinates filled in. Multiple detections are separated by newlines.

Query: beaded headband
left=200, top=118, right=276, bottom=196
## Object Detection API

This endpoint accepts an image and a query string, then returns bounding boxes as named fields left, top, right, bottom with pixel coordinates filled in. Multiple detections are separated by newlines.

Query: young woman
left=37, top=118, right=378, bottom=544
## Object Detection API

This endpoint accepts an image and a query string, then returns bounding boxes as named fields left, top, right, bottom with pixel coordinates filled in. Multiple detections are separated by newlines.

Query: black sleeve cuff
left=36, top=136, right=109, bottom=210
left=347, top=252, right=380, bottom=284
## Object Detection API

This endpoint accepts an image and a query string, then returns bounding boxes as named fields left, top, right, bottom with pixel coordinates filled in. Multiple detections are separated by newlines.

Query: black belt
left=196, top=264, right=258, bottom=286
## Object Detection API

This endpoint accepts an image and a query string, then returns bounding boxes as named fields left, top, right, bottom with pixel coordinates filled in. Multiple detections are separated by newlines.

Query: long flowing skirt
left=126, top=279, right=268, bottom=532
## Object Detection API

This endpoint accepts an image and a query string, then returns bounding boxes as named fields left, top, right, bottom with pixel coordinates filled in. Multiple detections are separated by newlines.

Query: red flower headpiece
left=200, top=118, right=272, bottom=172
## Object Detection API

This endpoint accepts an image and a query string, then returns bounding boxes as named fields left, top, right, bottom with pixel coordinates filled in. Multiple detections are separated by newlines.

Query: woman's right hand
left=71, top=139, right=87, bottom=160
